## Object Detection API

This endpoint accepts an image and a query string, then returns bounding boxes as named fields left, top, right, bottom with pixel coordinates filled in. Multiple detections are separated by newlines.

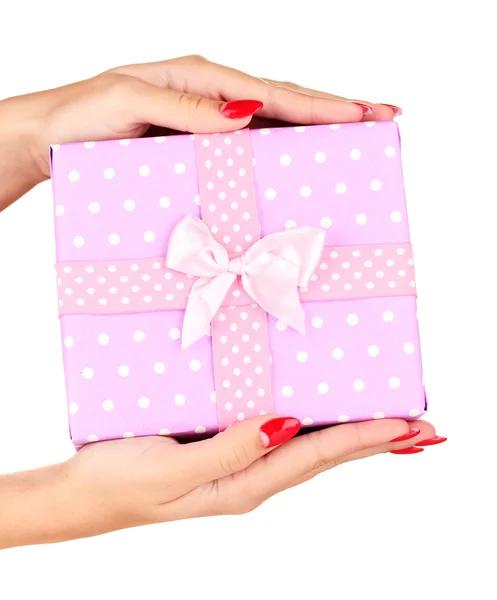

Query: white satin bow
left=166, top=216, right=325, bottom=348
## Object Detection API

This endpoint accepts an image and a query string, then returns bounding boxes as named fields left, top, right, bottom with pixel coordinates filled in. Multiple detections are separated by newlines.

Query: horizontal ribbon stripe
left=56, top=242, right=416, bottom=316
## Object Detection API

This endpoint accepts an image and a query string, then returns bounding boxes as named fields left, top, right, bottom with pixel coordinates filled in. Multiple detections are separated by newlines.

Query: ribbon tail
left=182, top=272, right=236, bottom=348
left=242, top=255, right=306, bottom=333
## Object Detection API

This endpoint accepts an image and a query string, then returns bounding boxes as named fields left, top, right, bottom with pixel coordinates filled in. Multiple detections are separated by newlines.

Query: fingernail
left=390, top=447, right=424, bottom=455
left=381, top=103, right=403, bottom=116
left=220, top=99, right=264, bottom=119
left=389, top=428, right=421, bottom=443
left=349, top=102, right=373, bottom=116
left=259, top=417, right=301, bottom=448
left=414, top=435, right=447, bottom=447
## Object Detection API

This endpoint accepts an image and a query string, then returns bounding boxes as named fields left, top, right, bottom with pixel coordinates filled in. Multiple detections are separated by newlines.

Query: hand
left=0, top=415, right=444, bottom=548
left=0, top=55, right=401, bottom=210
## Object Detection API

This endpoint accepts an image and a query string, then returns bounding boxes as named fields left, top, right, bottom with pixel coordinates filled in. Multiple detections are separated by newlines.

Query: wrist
left=0, top=95, right=50, bottom=210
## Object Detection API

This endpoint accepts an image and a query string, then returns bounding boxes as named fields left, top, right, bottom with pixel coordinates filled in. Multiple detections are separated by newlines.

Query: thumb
left=177, top=416, right=301, bottom=487
left=128, top=79, right=263, bottom=133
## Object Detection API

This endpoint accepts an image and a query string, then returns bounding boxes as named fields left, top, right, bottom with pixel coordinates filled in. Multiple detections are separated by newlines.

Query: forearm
left=0, top=463, right=93, bottom=549
left=0, top=96, right=48, bottom=212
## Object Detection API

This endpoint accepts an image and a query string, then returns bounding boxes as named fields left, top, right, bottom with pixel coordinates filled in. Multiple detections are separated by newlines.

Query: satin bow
left=166, top=215, right=325, bottom=348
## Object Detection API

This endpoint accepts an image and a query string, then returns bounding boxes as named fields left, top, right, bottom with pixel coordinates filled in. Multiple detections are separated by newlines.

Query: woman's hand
left=0, top=415, right=444, bottom=548
left=0, top=55, right=401, bottom=210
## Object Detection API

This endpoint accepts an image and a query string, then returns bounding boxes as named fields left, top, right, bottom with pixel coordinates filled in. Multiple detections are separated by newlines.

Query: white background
left=0, top=1, right=495, bottom=598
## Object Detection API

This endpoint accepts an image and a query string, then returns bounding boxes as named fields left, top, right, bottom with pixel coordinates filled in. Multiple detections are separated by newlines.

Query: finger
left=262, top=79, right=396, bottom=122
left=220, top=419, right=409, bottom=504
left=114, top=58, right=370, bottom=124
left=286, top=420, right=438, bottom=489
left=172, top=415, right=301, bottom=489
left=123, top=78, right=262, bottom=133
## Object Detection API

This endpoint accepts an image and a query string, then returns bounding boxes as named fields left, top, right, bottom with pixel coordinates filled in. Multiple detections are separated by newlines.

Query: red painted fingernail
left=259, top=417, right=301, bottom=448
left=349, top=102, right=373, bottom=116
left=219, top=99, right=263, bottom=119
left=391, top=446, right=424, bottom=455
left=381, top=103, right=403, bottom=116
left=389, top=428, right=421, bottom=443
left=414, top=436, right=447, bottom=447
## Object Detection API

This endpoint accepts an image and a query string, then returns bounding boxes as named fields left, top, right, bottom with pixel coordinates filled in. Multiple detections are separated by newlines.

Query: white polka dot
left=154, top=362, right=165, bottom=374
left=87, top=434, right=98, bottom=442
left=409, top=409, right=420, bottom=417
left=230, top=201, right=238, bottom=210
left=144, top=231, right=155, bottom=242
left=315, top=151, right=326, bottom=163
left=312, top=316, right=323, bottom=328
left=296, top=350, right=308, bottom=363
left=138, top=165, right=150, bottom=177
left=82, top=367, right=93, bottom=379
left=389, top=377, right=401, bottom=388
left=317, top=382, right=329, bottom=394
left=96, top=333, right=109, bottom=347
left=329, top=124, right=341, bottom=130
left=87, top=201, right=100, bottom=214
left=383, top=310, right=394, bottom=322
left=73, top=236, right=85, bottom=248
left=157, top=196, right=172, bottom=210
left=108, top=233, right=120, bottom=245
left=167, top=328, right=180, bottom=340
left=385, top=146, right=396, bottom=157
left=335, top=182, right=347, bottom=194
left=154, top=136, right=165, bottom=144
left=368, top=345, right=380, bottom=357
left=195, top=425, right=206, bottom=434
left=391, top=211, right=402, bottom=222
left=237, top=412, right=245, bottom=421
left=210, top=392, right=216, bottom=403
left=232, top=345, right=240, bottom=354
left=220, top=335, right=228, bottom=344
left=235, top=390, right=243, bottom=399
left=123, top=432, right=135, bottom=438
left=353, top=379, right=365, bottom=392
left=285, top=219, right=297, bottom=229
left=68, top=402, right=79, bottom=415
left=282, top=385, right=294, bottom=397
left=224, top=402, right=233, bottom=412
left=376, top=271, right=384, bottom=279
left=174, top=394, right=187, bottom=406
left=294, top=126, right=306, bottom=132
left=118, top=139, right=131, bottom=146
left=240, top=312, right=248, bottom=321
left=364, top=121, right=376, bottom=127
left=356, top=213, right=367, bottom=225
left=84, top=141, right=96, bottom=148
left=350, top=149, right=362, bottom=160
left=337, top=414, right=349, bottom=423
left=159, top=429, right=171, bottom=436
left=300, top=185, right=312, bottom=197
left=279, top=154, right=291, bottom=166
left=347, top=313, right=359, bottom=326
left=260, top=128, right=271, bottom=135
left=254, top=344, right=262, bottom=352
left=302, top=417, right=314, bottom=425
left=68, top=170, right=80, bottom=182
left=370, top=179, right=382, bottom=191
left=265, top=188, right=277, bottom=200
left=320, top=216, right=332, bottom=229
left=139, top=396, right=150, bottom=408
left=332, top=348, right=344, bottom=360
left=102, top=399, right=114, bottom=411
left=223, top=235, right=231, bottom=243
left=118, top=365, right=130, bottom=377
left=120, top=199, right=136, bottom=212
left=373, top=412, right=385, bottom=419
left=64, top=336, right=74, bottom=348
left=194, top=194, right=201, bottom=205
left=403, top=342, right=415, bottom=354
left=104, top=168, right=115, bottom=179
left=276, top=320, right=288, bottom=332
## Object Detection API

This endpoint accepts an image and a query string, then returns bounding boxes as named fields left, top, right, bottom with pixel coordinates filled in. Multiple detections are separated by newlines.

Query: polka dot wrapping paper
left=51, top=122, right=426, bottom=447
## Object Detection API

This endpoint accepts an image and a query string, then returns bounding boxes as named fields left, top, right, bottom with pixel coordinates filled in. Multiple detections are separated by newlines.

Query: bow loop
left=166, top=216, right=325, bottom=348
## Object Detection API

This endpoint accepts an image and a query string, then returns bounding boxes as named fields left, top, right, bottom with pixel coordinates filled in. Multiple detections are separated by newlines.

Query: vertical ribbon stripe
left=194, top=130, right=274, bottom=428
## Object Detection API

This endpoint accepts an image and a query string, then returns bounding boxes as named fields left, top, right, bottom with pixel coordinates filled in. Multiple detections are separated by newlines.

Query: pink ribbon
left=166, top=215, right=326, bottom=348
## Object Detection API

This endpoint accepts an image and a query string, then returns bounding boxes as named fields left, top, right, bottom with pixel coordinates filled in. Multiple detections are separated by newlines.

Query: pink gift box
left=51, top=121, right=426, bottom=447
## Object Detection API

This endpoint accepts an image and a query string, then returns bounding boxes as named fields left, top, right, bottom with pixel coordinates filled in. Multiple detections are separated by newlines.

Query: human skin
left=0, top=55, right=445, bottom=549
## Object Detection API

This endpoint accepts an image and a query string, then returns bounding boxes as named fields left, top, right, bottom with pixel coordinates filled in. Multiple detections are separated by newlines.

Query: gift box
left=51, top=121, right=426, bottom=447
